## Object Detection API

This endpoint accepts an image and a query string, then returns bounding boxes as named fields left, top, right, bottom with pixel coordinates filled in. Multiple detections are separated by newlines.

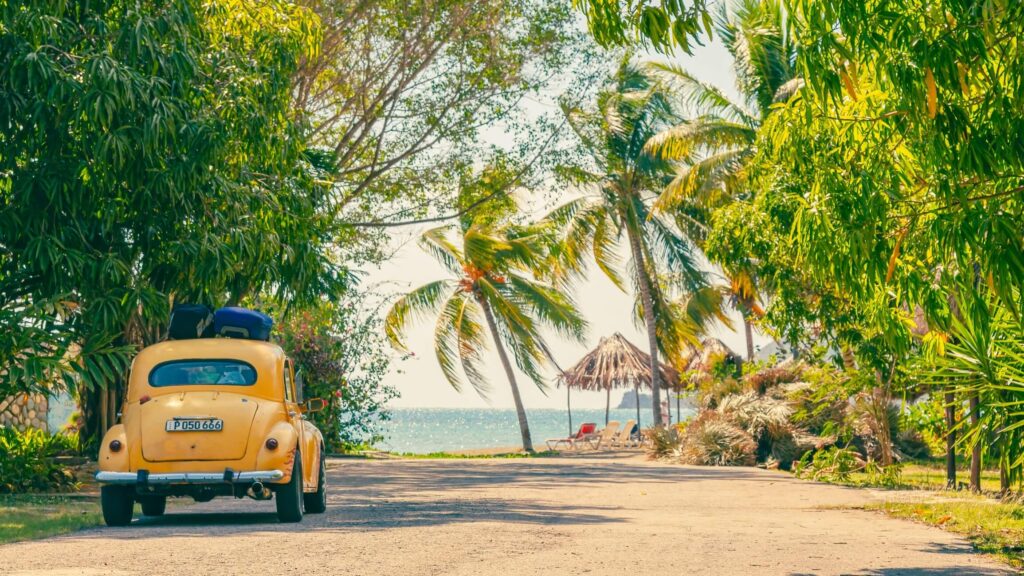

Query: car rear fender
left=255, top=421, right=298, bottom=482
left=98, top=425, right=129, bottom=472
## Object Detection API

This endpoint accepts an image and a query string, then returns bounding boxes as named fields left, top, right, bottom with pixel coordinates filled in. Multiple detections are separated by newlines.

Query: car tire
left=101, top=485, right=135, bottom=527
left=275, top=451, right=304, bottom=523
left=303, top=449, right=327, bottom=514
left=139, top=495, right=166, bottom=517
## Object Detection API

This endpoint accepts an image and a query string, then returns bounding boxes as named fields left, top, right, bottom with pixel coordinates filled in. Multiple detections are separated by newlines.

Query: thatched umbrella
left=685, top=337, right=743, bottom=375
left=560, top=333, right=678, bottom=430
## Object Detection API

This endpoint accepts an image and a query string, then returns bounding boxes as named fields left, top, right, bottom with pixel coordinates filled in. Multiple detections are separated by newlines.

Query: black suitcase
left=168, top=304, right=215, bottom=339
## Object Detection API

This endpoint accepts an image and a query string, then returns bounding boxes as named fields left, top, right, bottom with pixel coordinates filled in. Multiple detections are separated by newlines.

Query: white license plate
left=166, top=418, right=224, bottom=432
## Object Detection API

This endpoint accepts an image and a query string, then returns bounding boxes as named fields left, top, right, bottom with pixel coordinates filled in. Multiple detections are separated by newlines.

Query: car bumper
left=95, top=470, right=284, bottom=485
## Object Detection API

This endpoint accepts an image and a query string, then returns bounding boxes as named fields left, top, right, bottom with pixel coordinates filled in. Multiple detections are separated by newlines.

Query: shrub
left=678, top=412, right=756, bottom=466
left=644, top=425, right=683, bottom=460
left=745, top=363, right=803, bottom=395
left=794, top=445, right=862, bottom=483
left=696, top=377, right=744, bottom=409
left=0, top=428, right=78, bottom=493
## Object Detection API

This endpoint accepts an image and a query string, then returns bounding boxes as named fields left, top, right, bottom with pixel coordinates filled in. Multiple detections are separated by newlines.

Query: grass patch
left=841, top=463, right=1003, bottom=491
left=868, top=496, right=1024, bottom=569
left=0, top=495, right=100, bottom=544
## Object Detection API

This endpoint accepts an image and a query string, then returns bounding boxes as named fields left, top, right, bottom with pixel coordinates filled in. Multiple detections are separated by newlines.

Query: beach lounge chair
left=546, top=422, right=597, bottom=450
left=586, top=421, right=621, bottom=449
left=611, top=419, right=638, bottom=448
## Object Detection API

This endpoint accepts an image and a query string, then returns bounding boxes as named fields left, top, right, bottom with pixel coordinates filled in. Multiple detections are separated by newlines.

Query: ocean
left=379, top=406, right=697, bottom=454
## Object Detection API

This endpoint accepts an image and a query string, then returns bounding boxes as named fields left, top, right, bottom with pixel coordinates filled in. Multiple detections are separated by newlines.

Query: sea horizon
left=378, top=405, right=697, bottom=454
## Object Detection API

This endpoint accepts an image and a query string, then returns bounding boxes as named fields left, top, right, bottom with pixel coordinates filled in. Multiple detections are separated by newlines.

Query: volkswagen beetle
left=95, top=338, right=328, bottom=525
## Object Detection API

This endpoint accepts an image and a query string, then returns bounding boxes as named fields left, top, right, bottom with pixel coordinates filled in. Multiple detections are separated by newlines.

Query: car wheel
left=303, top=449, right=327, bottom=514
left=275, top=451, right=304, bottom=523
left=139, top=495, right=166, bottom=517
left=101, top=485, right=135, bottom=527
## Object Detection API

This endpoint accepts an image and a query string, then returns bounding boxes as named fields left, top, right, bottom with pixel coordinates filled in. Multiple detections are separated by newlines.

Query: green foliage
left=573, top=0, right=712, bottom=54
left=0, top=429, right=78, bottom=493
left=794, top=445, right=860, bottom=483
left=276, top=294, right=396, bottom=452
left=0, top=0, right=343, bottom=407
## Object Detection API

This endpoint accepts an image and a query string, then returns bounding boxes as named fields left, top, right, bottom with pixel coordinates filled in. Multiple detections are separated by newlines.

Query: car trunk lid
left=139, top=391, right=259, bottom=462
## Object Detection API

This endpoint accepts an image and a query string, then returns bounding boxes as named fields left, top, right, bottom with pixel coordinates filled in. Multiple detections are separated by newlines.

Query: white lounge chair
left=611, top=419, right=638, bottom=448
left=586, top=421, right=620, bottom=449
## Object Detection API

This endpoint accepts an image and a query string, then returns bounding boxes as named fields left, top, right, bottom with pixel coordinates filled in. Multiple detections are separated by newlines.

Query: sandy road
left=1, top=453, right=1014, bottom=576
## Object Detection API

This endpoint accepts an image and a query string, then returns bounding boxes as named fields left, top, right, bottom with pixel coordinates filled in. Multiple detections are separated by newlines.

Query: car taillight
left=265, top=438, right=279, bottom=450
left=109, top=439, right=122, bottom=452
left=139, top=395, right=151, bottom=405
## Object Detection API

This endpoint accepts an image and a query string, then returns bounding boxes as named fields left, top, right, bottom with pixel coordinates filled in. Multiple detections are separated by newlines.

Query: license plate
left=165, top=418, right=224, bottom=432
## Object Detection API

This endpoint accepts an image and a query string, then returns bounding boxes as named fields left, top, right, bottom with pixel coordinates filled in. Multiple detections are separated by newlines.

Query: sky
left=361, top=35, right=775, bottom=411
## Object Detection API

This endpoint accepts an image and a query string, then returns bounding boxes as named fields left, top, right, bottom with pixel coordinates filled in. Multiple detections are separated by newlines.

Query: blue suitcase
left=213, top=307, right=274, bottom=341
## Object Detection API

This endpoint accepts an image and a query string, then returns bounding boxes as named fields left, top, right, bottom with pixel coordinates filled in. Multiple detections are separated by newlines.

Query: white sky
left=362, top=37, right=775, bottom=410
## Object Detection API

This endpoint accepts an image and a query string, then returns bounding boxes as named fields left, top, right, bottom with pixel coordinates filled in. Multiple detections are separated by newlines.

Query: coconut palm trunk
left=479, top=296, right=534, bottom=452
left=624, top=216, right=665, bottom=427
left=945, top=391, right=957, bottom=488
left=970, top=394, right=981, bottom=492
left=742, top=312, right=755, bottom=361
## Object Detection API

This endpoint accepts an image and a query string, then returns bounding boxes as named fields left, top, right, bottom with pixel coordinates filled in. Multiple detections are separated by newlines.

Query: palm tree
left=546, top=59, right=714, bottom=427
left=385, top=215, right=587, bottom=452
left=644, top=0, right=797, bottom=361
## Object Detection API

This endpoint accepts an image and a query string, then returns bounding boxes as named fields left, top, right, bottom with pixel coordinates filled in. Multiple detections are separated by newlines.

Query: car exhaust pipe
left=247, top=481, right=272, bottom=500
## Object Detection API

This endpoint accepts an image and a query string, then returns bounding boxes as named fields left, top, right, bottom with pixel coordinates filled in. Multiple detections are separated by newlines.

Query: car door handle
left=288, top=411, right=298, bottom=418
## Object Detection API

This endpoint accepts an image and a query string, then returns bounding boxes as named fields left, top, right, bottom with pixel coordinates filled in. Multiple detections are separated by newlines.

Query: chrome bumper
left=95, top=470, right=284, bottom=485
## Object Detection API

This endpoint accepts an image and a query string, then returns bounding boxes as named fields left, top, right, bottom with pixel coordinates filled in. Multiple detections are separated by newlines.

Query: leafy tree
left=276, top=294, right=396, bottom=452
left=547, top=60, right=716, bottom=427
left=642, top=0, right=796, bottom=360
left=0, top=0, right=343, bottom=448
left=573, top=0, right=713, bottom=54
left=384, top=187, right=587, bottom=451
left=293, top=0, right=602, bottom=248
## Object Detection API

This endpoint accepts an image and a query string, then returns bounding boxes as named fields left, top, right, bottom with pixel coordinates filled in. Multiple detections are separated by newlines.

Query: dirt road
left=2, top=453, right=1013, bottom=575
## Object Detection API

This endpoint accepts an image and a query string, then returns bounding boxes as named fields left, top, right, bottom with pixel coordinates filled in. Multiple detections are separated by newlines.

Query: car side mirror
left=303, top=398, right=327, bottom=413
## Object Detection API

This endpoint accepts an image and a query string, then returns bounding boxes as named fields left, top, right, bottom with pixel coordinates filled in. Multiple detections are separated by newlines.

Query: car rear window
left=149, top=360, right=258, bottom=387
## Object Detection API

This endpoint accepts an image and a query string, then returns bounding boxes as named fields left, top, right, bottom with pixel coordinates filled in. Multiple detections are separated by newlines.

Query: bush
left=0, top=428, right=78, bottom=493
left=744, top=363, right=803, bottom=395
left=696, top=376, right=744, bottom=409
left=678, top=412, right=756, bottom=466
left=644, top=425, right=683, bottom=460
left=794, top=445, right=862, bottom=483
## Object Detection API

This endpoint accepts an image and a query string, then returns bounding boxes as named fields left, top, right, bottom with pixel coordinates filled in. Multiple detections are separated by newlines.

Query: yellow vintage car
left=96, top=338, right=328, bottom=525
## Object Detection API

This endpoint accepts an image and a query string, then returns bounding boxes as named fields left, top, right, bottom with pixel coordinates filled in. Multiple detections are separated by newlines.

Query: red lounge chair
left=546, top=422, right=597, bottom=450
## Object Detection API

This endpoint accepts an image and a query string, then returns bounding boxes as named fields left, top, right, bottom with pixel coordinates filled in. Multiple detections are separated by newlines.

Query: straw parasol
left=685, top=337, right=743, bottom=374
left=559, top=333, right=678, bottom=432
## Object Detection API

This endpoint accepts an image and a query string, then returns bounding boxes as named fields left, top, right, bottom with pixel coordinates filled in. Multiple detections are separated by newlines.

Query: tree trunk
left=624, top=219, right=664, bottom=427
left=635, top=384, right=641, bottom=430
left=605, top=387, right=610, bottom=425
left=970, top=393, right=981, bottom=493
left=742, top=313, right=755, bottom=361
left=945, top=391, right=957, bottom=489
left=567, top=386, right=573, bottom=437
left=479, top=297, right=533, bottom=452
left=1000, top=461, right=1010, bottom=498
left=676, top=393, right=680, bottom=425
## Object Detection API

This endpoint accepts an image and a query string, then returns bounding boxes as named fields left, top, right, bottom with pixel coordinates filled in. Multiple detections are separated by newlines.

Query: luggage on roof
left=214, top=307, right=273, bottom=341
left=168, top=304, right=215, bottom=340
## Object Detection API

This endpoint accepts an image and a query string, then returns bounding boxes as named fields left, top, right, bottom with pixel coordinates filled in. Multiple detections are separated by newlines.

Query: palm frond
left=419, top=227, right=464, bottom=275
left=645, top=118, right=756, bottom=162
left=506, top=274, right=588, bottom=342
left=656, top=148, right=752, bottom=212
left=385, top=279, right=455, bottom=351
left=647, top=61, right=757, bottom=125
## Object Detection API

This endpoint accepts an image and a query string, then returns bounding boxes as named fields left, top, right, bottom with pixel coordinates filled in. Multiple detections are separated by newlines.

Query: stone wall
left=0, top=393, right=49, bottom=432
